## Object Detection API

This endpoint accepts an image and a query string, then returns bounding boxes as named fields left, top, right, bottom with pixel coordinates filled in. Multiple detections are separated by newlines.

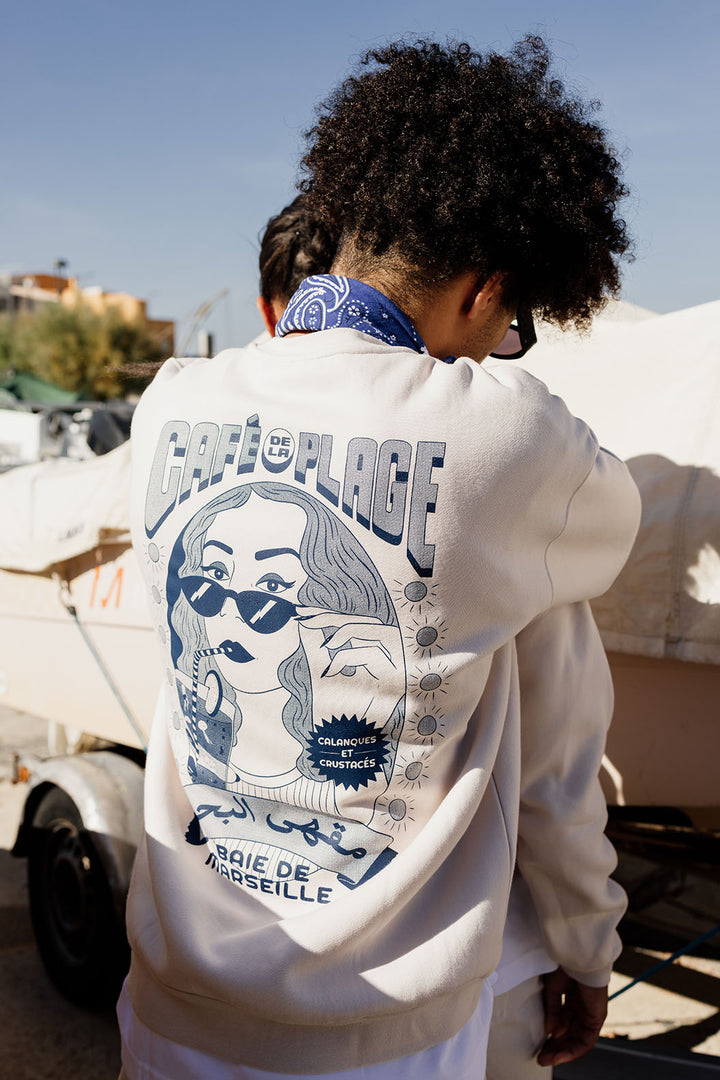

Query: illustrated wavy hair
left=167, top=481, right=404, bottom=780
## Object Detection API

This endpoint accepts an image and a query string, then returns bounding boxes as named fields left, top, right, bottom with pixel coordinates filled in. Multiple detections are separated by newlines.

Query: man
left=122, top=36, right=640, bottom=1079
left=253, top=198, right=620, bottom=1080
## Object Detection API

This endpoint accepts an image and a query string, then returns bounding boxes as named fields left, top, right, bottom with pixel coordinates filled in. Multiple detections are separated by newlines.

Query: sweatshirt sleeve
left=545, top=441, right=641, bottom=608
left=514, top=602, right=627, bottom=987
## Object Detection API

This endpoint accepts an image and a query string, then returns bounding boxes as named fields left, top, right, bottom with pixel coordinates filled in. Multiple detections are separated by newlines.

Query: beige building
left=0, top=272, right=174, bottom=355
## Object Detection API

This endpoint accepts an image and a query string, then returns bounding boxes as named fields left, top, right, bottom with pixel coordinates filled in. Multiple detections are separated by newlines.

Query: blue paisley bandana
left=275, top=275, right=429, bottom=354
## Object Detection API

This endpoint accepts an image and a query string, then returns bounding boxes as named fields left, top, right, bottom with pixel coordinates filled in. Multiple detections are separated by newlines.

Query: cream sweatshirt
left=126, top=329, right=640, bottom=1073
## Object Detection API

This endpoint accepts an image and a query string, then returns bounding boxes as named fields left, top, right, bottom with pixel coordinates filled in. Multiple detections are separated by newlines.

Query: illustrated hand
left=296, top=607, right=405, bottom=738
left=537, top=969, right=608, bottom=1067
left=297, top=608, right=403, bottom=682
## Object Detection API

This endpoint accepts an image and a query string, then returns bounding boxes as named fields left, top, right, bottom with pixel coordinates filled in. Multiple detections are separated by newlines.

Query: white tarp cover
left=1, top=301, right=718, bottom=663
left=0, top=440, right=131, bottom=572
left=520, top=299, right=720, bottom=665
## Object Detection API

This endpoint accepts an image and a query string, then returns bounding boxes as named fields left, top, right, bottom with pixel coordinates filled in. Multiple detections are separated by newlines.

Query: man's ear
left=464, top=271, right=509, bottom=319
left=257, top=295, right=278, bottom=336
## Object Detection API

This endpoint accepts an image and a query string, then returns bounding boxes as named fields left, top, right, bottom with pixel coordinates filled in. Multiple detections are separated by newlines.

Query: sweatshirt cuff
left=560, top=964, right=613, bottom=988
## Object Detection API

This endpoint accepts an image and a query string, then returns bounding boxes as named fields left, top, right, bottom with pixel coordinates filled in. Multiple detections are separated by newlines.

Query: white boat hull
left=0, top=544, right=158, bottom=751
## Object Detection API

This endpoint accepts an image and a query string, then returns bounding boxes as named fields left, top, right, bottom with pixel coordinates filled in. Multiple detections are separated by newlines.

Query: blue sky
left=1, top=0, right=718, bottom=351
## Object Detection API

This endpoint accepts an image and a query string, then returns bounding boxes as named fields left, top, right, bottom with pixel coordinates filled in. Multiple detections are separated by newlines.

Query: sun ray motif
left=408, top=706, right=446, bottom=746
left=375, top=790, right=416, bottom=834
left=145, top=541, right=166, bottom=579
left=407, top=661, right=451, bottom=702
left=394, top=750, right=429, bottom=791
left=402, top=614, right=448, bottom=660
left=146, top=541, right=163, bottom=564
left=391, top=578, right=439, bottom=616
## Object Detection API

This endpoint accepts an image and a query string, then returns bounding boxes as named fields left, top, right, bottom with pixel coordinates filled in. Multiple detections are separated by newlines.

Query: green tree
left=0, top=303, right=167, bottom=399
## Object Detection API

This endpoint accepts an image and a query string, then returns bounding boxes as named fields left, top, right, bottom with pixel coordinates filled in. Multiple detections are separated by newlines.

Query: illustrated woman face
left=188, top=495, right=308, bottom=694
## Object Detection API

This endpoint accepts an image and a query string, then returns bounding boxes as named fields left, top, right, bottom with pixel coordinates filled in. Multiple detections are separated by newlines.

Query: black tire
left=27, top=787, right=130, bottom=1006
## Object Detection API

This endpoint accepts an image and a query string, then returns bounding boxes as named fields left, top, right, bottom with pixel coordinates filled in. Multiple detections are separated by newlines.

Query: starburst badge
left=308, top=714, right=390, bottom=790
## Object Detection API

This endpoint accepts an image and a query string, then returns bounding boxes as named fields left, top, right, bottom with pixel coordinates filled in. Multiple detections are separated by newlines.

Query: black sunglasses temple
left=517, top=302, right=537, bottom=356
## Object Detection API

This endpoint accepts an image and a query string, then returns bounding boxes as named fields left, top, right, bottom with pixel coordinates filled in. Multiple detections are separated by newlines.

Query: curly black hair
left=259, top=194, right=339, bottom=304
left=300, top=37, right=631, bottom=327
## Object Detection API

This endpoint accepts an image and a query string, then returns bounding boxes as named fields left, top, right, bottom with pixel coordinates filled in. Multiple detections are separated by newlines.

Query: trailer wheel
left=27, top=787, right=129, bottom=1006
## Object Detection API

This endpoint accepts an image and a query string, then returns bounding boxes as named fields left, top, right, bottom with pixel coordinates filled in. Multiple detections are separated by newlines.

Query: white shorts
left=486, top=976, right=552, bottom=1080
